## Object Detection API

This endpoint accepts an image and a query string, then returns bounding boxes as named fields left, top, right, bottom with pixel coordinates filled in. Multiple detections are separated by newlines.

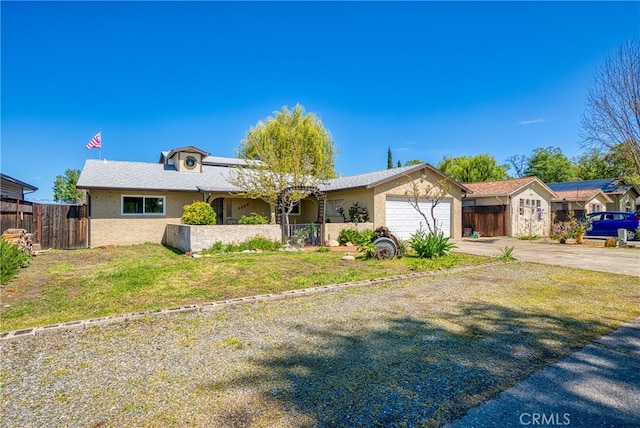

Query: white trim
left=121, top=195, right=166, bottom=216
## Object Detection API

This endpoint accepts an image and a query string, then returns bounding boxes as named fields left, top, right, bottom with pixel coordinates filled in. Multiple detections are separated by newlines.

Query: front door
left=211, top=198, right=224, bottom=225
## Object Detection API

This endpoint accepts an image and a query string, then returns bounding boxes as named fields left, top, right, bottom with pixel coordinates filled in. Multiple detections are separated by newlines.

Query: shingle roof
left=78, top=159, right=470, bottom=194
left=464, top=177, right=557, bottom=198
left=76, top=159, right=241, bottom=193
left=322, top=164, right=419, bottom=191
left=322, top=163, right=470, bottom=192
left=551, top=189, right=613, bottom=203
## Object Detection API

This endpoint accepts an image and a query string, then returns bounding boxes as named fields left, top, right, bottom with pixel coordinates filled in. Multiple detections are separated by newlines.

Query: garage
left=385, top=197, right=451, bottom=240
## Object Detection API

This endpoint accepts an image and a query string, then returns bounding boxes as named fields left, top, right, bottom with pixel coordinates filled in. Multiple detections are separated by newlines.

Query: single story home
left=1, top=173, right=38, bottom=201
left=550, top=188, right=613, bottom=221
left=462, top=177, right=557, bottom=238
left=1, top=173, right=38, bottom=233
left=76, top=146, right=470, bottom=247
left=547, top=178, right=639, bottom=213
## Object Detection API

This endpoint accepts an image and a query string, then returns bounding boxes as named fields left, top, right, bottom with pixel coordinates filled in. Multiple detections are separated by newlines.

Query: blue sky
left=2, top=1, right=639, bottom=202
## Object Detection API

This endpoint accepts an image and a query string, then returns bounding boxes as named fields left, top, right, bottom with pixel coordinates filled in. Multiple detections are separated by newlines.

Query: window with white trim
left=122, top=196, right=165, bottom=215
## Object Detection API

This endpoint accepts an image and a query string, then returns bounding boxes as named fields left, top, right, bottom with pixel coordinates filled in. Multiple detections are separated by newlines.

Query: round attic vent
left=185, top=156, right=197, bottom=169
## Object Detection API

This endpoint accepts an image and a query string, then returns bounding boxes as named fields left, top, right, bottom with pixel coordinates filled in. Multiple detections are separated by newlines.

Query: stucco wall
left=90, top=189, right=203, bottom=219
left=90, top=217, right=181, bottom=247
left=608, top=191, right=638, bottom=212
left=164, top=223, right=281, bottom=253
left=324, top=222, right=374, bottom=243
left=370, top=168, right=463, bottom=239
left=511, top=185, right=552, bottom=237
left=323, top=189, right=375, bottom=224
left=88, top=189, right=204, bottom=246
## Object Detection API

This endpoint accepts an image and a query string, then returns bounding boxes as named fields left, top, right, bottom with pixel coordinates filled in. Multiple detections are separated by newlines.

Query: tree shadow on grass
left=199, top=303, right=616, bottom=427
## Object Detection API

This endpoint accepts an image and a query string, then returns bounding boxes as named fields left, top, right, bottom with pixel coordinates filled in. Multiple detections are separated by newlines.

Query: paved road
left=454, top=237, right=640, bottom=277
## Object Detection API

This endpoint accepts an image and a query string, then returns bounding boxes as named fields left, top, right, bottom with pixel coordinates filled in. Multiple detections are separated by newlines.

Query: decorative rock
left=328, top=240, right=340, bottom=247
left=341, top=255, right=355, bottom=261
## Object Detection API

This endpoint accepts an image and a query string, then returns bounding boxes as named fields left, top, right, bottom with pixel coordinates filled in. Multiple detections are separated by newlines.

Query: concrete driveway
left=453, top=237, right=640, bottom=277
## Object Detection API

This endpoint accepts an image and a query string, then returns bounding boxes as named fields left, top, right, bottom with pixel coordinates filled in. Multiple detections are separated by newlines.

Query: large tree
left=436, top=153, right=508, bottom=183
left=581, top=39, right=640, bottom=176
left=229, top=104, right=336, bottom=222
left=505, top=154, right=528, bottom=178
left=574, top=145, right=631, bottom=180
left=524, top=146, right=576, bottom=183
left=52, top=169, right=84, bottom=203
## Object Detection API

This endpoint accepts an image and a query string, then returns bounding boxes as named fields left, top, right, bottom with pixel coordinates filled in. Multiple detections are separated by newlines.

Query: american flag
left=86, top=132, right=102, bottom=150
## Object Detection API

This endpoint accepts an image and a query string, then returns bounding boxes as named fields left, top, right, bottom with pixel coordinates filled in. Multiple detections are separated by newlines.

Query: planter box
left=164, top=223, right=281, bottom=253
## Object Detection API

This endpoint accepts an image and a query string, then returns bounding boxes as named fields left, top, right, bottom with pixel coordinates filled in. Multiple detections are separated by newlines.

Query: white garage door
left=385, top=197, right=451, bottom=240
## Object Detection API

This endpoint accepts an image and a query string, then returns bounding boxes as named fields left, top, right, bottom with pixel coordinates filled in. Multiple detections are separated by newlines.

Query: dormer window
left=185, top=156, right=197, bottom=169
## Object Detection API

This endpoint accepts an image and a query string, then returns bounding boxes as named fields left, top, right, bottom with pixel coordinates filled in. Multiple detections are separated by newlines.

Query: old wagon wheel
left=373, top=237, right=397, bottom=260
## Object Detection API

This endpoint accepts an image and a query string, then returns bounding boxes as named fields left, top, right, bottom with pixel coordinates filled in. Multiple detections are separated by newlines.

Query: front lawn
left=0, top=244, right=490, bottom=331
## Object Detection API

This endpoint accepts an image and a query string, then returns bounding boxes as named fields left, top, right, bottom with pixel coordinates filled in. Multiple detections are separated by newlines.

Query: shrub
left=552, top=211, right=591, bottom=244
left=203, top=236, right=282, bottom=254
left=357, top=241, right=377, bottom=259
left=238, top=212, right=269, bottom=225
left=348, top=202, right=369, bottom=223
left=1, top=238, right=31, bottom=284
left=408, top=227, right=456, bottom=259
left=181, top=201, right=216, bottom=225
left=337, top=202, right=369, bottom=223
left=338, top=228, right=374, bottom=246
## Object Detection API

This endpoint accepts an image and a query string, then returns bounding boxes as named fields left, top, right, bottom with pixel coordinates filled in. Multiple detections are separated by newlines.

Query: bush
left=1, top=238, right=31, bottom=284
left=348, top=202, right=369, bottom=223
left=238, top=212, right=269, bottom=225
left=181, top=201, right=216, bottom=225
left=408, top=227, right=456, bottom=259
left=203, top=236, right=282, bottom=254
left=338, top=228, right=374, bottom=246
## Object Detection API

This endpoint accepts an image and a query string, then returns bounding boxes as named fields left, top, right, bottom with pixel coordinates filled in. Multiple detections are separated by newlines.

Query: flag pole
left=98, top=129, right=102, bottom=160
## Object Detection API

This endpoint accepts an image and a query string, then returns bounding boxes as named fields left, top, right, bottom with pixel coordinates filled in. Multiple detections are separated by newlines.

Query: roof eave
left=365, top=163, right=472, bottom=193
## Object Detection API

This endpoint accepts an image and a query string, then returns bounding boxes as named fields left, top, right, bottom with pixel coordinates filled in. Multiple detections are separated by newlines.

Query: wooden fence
left=1, top=199, right=88, bottom=249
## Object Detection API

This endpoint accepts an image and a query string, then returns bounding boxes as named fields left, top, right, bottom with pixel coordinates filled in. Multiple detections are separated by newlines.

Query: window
left=327, top=199, right=345, bottom=217
left=184, top=156, right=197, bottom=169
left=519, top=198, right=525, bottom=216
left=122, top=196, right=165, bottom=215
left=289, top=201, right=301, bottom=215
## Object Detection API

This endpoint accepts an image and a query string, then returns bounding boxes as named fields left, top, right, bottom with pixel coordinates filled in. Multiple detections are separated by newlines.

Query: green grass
left=0, top=244, right=491, bottom=331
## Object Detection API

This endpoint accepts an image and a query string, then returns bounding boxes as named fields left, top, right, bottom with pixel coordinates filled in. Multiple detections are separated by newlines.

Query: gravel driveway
left=3, top=263, right=639, bottom=427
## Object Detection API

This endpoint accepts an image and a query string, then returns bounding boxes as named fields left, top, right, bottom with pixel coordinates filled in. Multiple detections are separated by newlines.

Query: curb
left=0, top=262, right=503, bottom=342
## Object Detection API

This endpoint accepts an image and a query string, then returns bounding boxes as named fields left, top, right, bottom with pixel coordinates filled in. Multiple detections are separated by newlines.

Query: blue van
left=582, top=211, right=639, bottom=241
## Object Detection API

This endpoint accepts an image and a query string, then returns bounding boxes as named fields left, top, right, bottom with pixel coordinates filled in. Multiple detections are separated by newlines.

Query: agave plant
left=408, top=226, right=456, bottom=259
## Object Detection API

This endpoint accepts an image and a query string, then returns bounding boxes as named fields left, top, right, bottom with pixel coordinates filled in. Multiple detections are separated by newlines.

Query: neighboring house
left=547, top=178, right=640, bottom=213
left=462, top=177, right=557, bottom=238
left=76, top=146, right=469, bottom=247
left=1, top=173, right=38, bottom=201
left=550, top=188, right=613, bottom=221
left=0, top=173, right=38, bottom=233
